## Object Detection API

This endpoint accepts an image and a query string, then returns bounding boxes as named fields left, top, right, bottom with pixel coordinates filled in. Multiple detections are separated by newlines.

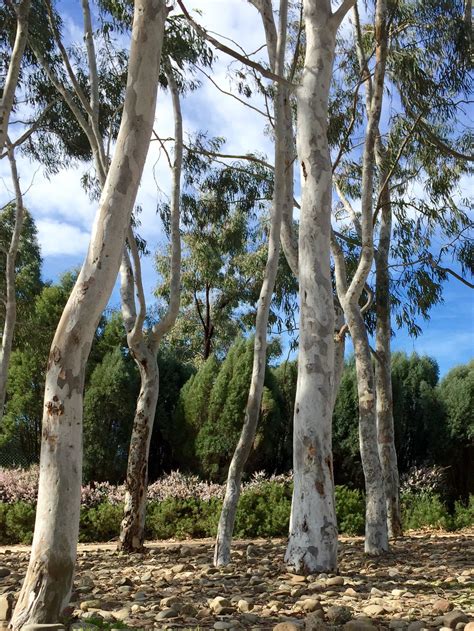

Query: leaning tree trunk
left=0, top=146, right=25, bottom=419
left=118, top=68, right=182, bottom=552
left=346, top=304, right=389, bottom=554
left=0, top=0, right=31, bottom=153
left=214, top=0, right=289, bottom=567
left=10, top=2, right=167, bottom=627
left=285, top=0, right=355, bottom=574
left=375, top=178, right=402, bottom=538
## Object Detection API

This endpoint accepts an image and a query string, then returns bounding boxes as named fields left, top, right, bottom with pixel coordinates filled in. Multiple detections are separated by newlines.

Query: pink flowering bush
left=0, top=467, right=292, bottom=508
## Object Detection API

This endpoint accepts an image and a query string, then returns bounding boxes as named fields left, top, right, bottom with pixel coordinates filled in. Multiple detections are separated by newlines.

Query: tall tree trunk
left=214, top=0, right=289, bottom=567
left=375, top=177, right=402, bottom=538
left=284, top=0, right=355, bottom=574
left=0, top=145, right=25, bottom=419
left=0, top=0, right=31, bottom=153
left=118, top=69, right=182, bottom=552
left=10, top=2, right=167, bottom=627
left=347, top=305, right=389, bottom=553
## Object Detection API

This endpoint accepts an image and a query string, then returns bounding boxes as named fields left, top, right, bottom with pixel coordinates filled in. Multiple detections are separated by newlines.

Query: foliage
left=79, top=503, right=123, bottom=543
left=83, top=348, right=139, bottom=483
left=334, top=485, right=365, bottom=536
left=438, top=360, right=474, bottom=443
left=0, top=206, right=42, bottom=341
left=401, top=491, right=451, bottom=531
left=1, top=485, right=472, bottom=545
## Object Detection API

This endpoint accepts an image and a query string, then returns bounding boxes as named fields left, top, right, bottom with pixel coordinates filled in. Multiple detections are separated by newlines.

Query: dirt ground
left=0, top=530, right=473, bottom=630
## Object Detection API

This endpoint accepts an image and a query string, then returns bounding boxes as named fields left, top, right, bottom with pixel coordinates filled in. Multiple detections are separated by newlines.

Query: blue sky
left=2, top=0, right=473, bottom=378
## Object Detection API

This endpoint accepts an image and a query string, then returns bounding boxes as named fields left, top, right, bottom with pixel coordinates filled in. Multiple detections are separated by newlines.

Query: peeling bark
left=118, top=69, right=182, bottom=553
left=0, top=0, right=31, bottom=153
left=285, top=0, right=355, bottom=574
left=214, top=0, right=289, bottom=567
left=0, top=144, right=25, bottom=419
left=10, top=2, right=167, bottom=627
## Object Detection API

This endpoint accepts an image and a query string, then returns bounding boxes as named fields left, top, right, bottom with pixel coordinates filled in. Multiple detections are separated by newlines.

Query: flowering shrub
left=400, top=465, right=450, bottom=496
left=0, top=467, right=293, bottom=508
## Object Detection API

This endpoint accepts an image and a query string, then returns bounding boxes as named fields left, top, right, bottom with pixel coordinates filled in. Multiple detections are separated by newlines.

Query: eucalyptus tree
left=332, top=0, right=472, bottom=541
left=282, top=0, right=355, bottom=574
left=118, top=69, right=183, bottom=552
left=10, top=0, right=168, bottom=626
left=214, top=0, right=291, bottom=566
left=156, top=138, right=295, bottom=366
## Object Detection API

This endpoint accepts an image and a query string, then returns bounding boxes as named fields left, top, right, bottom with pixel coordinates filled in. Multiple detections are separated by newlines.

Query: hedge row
left=0, top=483, right=472, bottom=545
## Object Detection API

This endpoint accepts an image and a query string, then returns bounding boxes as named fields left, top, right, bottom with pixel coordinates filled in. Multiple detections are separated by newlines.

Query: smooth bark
left=374, top=151, right=402, bottom=538
left=331, top=0, right=390, bottom=555
left=214, top=0, right=289, bottom=567
left=285, top=0, right=354, bottom=574
left=118, top=69, right=182, bottom=552
left=10, top=2, right=167, bottom=626
left=0, top=144, right=25, bottom=419
left=0, top=0, right=31, bottom=153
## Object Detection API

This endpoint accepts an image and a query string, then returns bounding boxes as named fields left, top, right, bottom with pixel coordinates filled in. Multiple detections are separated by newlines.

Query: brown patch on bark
left=45, top=399, right=65, bottom=417
left=315, top=480, right=325, bottom=495
left=302, top=161, right=307, bottom=180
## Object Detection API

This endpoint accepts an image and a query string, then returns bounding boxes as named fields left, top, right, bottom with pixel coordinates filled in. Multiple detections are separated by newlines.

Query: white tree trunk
left=0, top=0, right=31, bottom=153
left=346, top=305, right=389, bottom=553
left=375, top=177, right=402, bottom=538
left=0, top=146, right=25, bottom=419
left=118, top=69, right=182, bottom=552
left=214, top=0, right=289, bottom=567
left=10, top=2, right=167, bottom=627
left=285, top=0, right=355, bottom=574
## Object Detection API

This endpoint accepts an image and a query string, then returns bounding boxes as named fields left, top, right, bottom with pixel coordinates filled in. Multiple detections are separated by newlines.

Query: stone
left=23, top=627, right=65, bottom=631
left=111, top=608, right=131, bottom=621
left=0, top=570, right=10, bottom=579
left=0, top=594, right=14, bottom=622
left=444, top=611, right=470, bottom=629
left=299, top=599, right=322, bottom=613
left=70, top=624, right=100, bottom=630
left=160, top=595, right=179, bottom=608
left=432, top=599, right=453, bottom=613
left=389, top=621, right=408, bottom=629
left=464, top=624, right=474, bottom=631
left=210, top=596, right=234, bottom=615
left=344, top=619, right=378, bottom=631
left=238, top=599, right=252, bottom=613
left=213, top=623, right=234, bottom=630
left=80, top=599, right=102, bottom=611
left=305, top=615, right=329, bottom=631
left=364, top=604, right=386, bottom=617
left=155, top=607, right=178, bottom=620
left=326, top=605, right=352, bottom=624
left=327, top=576, right=345, bottom=587
left=406, top=622, right=426, bottom=631
left=273, top=623, right=301, bottom=631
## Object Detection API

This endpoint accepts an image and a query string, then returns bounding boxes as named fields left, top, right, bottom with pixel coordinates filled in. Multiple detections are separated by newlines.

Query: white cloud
left=36, top=219, right=91, bottom=257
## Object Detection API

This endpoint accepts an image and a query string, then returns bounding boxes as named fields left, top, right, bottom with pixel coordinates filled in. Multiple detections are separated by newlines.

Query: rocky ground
left=0, top=531, right=473, bottom=631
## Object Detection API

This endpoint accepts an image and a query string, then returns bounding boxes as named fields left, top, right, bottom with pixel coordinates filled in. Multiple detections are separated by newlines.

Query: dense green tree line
left=1, top=260, right=472, bottom=501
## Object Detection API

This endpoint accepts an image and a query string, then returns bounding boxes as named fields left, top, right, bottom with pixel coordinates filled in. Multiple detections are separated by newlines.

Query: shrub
left=79, top=503, right=123, bottom=543
left=335, top=485, right=365, bottom=535
left=145, top=497, right=221, bottom=539
left=2, top=501, right=36, bottom=544
left=452, top=495, right=474, bottom=530
left=235, top=482, right=292, bottom=537
left=401, top=491, right=451, bottom=530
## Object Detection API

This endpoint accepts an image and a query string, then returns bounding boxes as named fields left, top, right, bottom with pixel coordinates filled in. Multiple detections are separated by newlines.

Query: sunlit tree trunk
left=0, top=0, right=30, bottom=153
left=214, top=0, right=289, bottom=567
left=118, top=69, right=182, bottom=552
left=374, top=164, right=402, bottom=538
left=10, top=2, right=167, bottom=626
left=284, top=0, right=355, bottom=574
